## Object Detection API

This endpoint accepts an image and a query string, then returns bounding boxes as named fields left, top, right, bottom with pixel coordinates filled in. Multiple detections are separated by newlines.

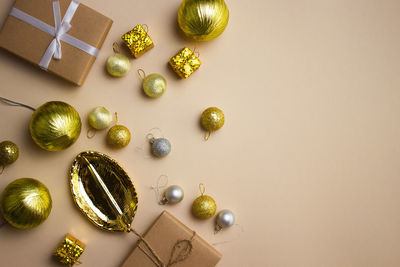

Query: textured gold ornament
left=138, top=69, right=166, bottom=98
left=0, top=178, right=52, bottom=229
left=106, top=113, right=131, bottom=148
left=121, top=24, right=154, bottom=58
left=69, top=151, right=138, bottom=232
left=106, top=43, right=131, bottom=77
left=169, top=47, right=201, bottom=79
left=53, top=234, right=85, bottom=267
left=178, top=0, right=229, bottom=41
left=30, top=101, right=82, bottom=151
left=192, top=184, right=216, bottom=219
left=0, top=141, right=19, bottom=170
left=88, top=107, right=113, bottom=130
left=201, top=107, right=225, bottom=140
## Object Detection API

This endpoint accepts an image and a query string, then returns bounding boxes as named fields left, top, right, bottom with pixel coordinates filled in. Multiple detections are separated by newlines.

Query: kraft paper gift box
left=0, top=0, right=113, bottom=86
left=121, top=211, right=222, bottom=267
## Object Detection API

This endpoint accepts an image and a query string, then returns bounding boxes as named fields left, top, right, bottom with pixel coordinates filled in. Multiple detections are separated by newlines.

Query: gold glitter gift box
left=169, top=47, right=201, bottom=79
left=121, top=24, right=154, bottom=58
left=53, top=234, right=85, bottom=267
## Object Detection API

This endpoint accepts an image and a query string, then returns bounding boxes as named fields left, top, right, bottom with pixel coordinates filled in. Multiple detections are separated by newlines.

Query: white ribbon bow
left=9, top=0, right=99, bottom=70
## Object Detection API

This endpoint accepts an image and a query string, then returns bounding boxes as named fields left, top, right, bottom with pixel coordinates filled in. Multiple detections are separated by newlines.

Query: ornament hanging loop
left=0, top=96, right=36, bottom=111
left=151, top=175, right=169, bottom=205
left=204, top=131, right=211, bottom=141
left=113, top=42, right=120, bottom=53
left=86, top=129, right=96, bottom=139
left=137, top=69, right=146, bottom=80
left=193, top=46, right=200, bottom=58
left=142, top=24, right=149, bottom=34
left=114, top=112, right=118, bottom=125
left=199, top=183, right=205, bottom=195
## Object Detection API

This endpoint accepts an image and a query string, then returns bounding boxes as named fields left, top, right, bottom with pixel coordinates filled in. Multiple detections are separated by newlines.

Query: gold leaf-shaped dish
left=69, top=151, right=138, bottom=232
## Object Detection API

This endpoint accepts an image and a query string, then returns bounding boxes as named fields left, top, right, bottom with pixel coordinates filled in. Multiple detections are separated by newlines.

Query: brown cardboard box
left=121, top=211, right=222, bottom=267
left=0, top=0, right=112, bottom=86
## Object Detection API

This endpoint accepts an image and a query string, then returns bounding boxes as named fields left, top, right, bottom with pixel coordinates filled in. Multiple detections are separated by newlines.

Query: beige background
left=1, top=0, right=400, bottom=266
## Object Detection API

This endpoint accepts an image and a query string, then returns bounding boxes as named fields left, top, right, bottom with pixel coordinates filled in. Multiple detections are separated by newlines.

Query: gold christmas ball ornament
left=88, top=107, right=113, bottom=130
left=201, top=107, right=225, bottom=140
left=192, top=184, right=217, bottom=219
left=0, top=141, right=19, bottom=169
left=177, top=0, right=229, bottom=42
left=0, top=178, right=52, bottom=229
left=30, top=101, right=82, bottom=151
left=106, top=43, right=131, bottom=77
left=138, top=70, right=166, bottom=98
left=106, top=113, right=131, bottom=148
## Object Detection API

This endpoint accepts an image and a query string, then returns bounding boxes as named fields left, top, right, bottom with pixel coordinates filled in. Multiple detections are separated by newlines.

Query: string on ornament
left=0, top=96, right=36, bottom=111
left=151, top=175, right=184, bottom=205
left=212, top=224, right=244, bottom=246
left=150, top=175, right=169, bottom=204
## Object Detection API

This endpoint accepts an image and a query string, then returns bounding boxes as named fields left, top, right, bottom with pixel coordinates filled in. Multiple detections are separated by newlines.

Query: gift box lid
left=0, top=0, right=113, bottom=86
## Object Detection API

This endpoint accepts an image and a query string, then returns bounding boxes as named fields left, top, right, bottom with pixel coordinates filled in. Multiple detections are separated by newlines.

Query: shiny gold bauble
left=106, top=53, right=131, bottom=77
left=0, top=141, right=19, bottom=166
left=30, top=101, right=82, bottom=151
left=107, top=125, right=131, bottom=148
left=143, top=73, right=167, bottom=98
left=177, top=0, right=229, bottom=41
left=192, top=195, right=217, bottom=219
left=201, top=107, right=225, bottom=131
left=88, top=107, right=113, bottom=130
left=0, top=178, right=52, bottom=229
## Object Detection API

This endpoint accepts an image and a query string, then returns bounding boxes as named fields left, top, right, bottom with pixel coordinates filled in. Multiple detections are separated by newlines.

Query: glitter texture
left=53, top=234, right=85, bottom=266
left=169, top=47, right=201, bottom=79
left=121, top=25, right=154, bottom=58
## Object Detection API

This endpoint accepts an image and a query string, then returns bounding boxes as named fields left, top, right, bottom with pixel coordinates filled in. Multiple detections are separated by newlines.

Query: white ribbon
left=9, top=0, right=99, bottom=70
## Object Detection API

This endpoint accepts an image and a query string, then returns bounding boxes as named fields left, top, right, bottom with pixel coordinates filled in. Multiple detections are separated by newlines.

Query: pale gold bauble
left=178, top=0, right=229, bottom=41
left=0, top=178, right=52, bottom=229
left=88, top=107, right=113, bottom=130
left=106, top=53, right=131, bottom=77
left=143, top=73, right=167, bottom=98
left=30, top=101, right=82, bottom=151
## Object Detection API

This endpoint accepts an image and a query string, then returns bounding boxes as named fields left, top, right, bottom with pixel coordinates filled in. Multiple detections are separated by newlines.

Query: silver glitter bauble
left=161, top=185, right=184, bottom=204
left=215, top=209, right=235, bottom=232
left=150, top=138, right=171, bottom=158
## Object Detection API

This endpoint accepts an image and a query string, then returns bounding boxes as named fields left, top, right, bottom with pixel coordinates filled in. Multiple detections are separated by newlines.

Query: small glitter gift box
left=121, top=24, right=154, bottom=58
left=169, top=47, right=201, bottom=79
left=53, top=234, right=85, bottom=267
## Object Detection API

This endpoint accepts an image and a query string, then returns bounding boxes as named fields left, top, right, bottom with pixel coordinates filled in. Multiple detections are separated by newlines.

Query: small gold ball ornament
left=192, top=184, right=217, bottom=219
left=106, top=43, right=131, bottom=77
left=88, top=107, right=113, bottom=130
left=178, top=0, right=229, bottom=42
left=0, top=178, right=52, bottom=229
left=138, top=70, right=166, bottom=98
left=0, top=141, right=19, bottom=170
left=106, top=113, right=131, bottom=148
left=30, top=101, right=82, bottom=151
left=201, top=107, right=225, bottom=140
